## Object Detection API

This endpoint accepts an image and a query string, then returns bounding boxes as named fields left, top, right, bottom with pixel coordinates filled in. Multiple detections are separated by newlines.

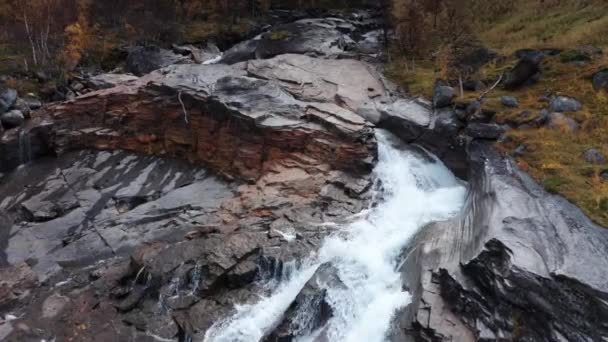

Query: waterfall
left=204, top=131, right=467, bottom=342
left=18, top=128, right=32, bottom=166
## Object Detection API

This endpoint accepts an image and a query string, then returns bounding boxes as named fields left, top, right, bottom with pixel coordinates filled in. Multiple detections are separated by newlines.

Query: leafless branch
left=478, top=73, right=504, bottom=101
left=178, top=91, right=189, bottom=125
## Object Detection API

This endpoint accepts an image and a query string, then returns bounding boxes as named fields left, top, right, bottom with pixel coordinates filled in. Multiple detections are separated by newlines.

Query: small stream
left=204, top=131, right=467, bottom=342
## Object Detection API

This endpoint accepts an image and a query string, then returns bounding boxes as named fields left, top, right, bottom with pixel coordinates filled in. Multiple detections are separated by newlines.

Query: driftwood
left=478, top=73, right=504, bottom=101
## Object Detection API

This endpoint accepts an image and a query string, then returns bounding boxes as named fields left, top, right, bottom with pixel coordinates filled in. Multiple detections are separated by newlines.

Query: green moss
left=269, top=30, right=291, bottom=41
left=543, top=176, right=565, bottom=193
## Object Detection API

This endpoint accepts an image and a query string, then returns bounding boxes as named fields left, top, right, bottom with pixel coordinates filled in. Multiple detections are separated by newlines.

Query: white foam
left=205, top=131, right=466, bottom=342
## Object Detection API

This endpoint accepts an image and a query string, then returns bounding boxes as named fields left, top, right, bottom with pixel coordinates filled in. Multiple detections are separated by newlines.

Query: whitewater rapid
left=204, top=131, right=467, bottom=342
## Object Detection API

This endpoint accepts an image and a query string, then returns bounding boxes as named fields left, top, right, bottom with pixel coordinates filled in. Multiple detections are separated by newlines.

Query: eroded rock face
left=398, top=141, right=608, bottom=341
left=1, top=26, right=381, bottom=341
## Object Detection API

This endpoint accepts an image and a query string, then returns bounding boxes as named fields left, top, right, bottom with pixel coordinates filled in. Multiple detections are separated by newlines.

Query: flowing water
left=18, top=128, right=32, bottom=166
left=204, top=131, right=467, bottom=342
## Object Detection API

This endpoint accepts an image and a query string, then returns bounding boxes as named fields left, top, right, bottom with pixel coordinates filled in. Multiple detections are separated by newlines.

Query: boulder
left=592, top=69, right=608, bottom=92
left=220, top=39, right=260, bottom=64
left=433, top=85, right=455, bottom=108
left=462, top=80, right=484, bottom=91
left=0, top=110, right=24, bottom=128
left=583, top=148, right=606, bottom=165
left=547, top=112, right=579, bottom=132
left=255, top=18, right=352, bottom=59
left=0, top=88, right=18, bottom=113
left=265, top=263, right=344, bottom=341
left=503, top=57, right=541, bottom=89
left=126, top=46, right=187, bottom=76
left=550, top=96, right=582, bottom=112
left=22, top=96, right=42, bottom=110
left=465, top=122, right=506, bottom=140
left=500, top=96, right=519, bottom=108
left=12, top=98, right=31, bottom=116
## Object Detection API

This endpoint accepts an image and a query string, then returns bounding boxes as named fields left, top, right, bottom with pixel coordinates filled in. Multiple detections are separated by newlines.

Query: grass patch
left=384, top=56, right=436, bottom=97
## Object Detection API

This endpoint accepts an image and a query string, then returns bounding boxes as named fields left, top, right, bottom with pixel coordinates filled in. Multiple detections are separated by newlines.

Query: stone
left=12, top=98, right=31, bottom=117
left=0, top=88, right=18, bottom=113
left=462, top=80, right=484, bottom=91
left=266, top=263, right=344, bottom=341
left=592, top=69, right=608, bottom=92
left=465, top=122, right=506, bottom=140
left=550, top=96, right=582, bottom=112
left=433, top=85, right=455, bottom=108
left=125, top=46, right=187, bottom=76
left=547, top=112, right=579, bottom=132
left=501, top=96, right=519, bottom=108
left=503, top=57, right=541, bottom=89
left=583, top=148, right=606, bottom=164
left=0, top=110, right=24, bottom=128
left=220, top=39, right=260, bottom=64
left=22, top=96, right=42, bottom=110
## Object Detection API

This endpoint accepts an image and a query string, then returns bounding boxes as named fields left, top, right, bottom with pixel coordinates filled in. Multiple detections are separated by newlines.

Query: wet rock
left=547, top=112, right=579, bottom=132
left=1, top=110, right=24, bottom=128
left=399, top=141, right=608, bottom=342
left=465, top=122, right=506, bottom=140
left=266, top=263, right=344, bottom=341
left=592, top=69, right=608, bottom=92
left=550, top=96, right=582, bottom=112
left=126, top=46, right=187, bottom=76
left=433, top=86, right=455, bottom=108
left=0, top=88, right=18, bottom=113
left=583, top=148, right=606, bottom=164
left=513, top=144, right=526, bottom=157
left=220, top=39, right=260, bottom=64
left=500, top=96, right=519, bottom=108
left=255, top=18, right=352, bottom=59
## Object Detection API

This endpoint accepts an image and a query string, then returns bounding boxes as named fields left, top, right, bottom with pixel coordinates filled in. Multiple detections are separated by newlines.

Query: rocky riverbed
left=1, top=9, right=607, bottom=342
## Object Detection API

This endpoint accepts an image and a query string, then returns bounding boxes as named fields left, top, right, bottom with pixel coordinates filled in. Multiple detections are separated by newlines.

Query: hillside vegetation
left=387, top=0, right=608, bottom=226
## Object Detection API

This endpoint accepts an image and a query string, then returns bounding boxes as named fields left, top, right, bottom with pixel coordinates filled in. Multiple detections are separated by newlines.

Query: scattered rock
left=592, top=69, right=608, bottom=92
left=465, top=122, right=506, bottom=140
left=12, top=98, right=31, bottom=117
left=501, top=96, right=519, bottom=108
left=601, top=169, right=608, bottom=181
left=0, top=88, right=18, bottom=113
left=22, top=96, right=42, bottom=110
left=550, top=96, right=582, bottom=112
left=547, top=112, right=579, bottom=132
left=0, top=110, right=25, bottom=128
left=433, top=85, right=455, bottom=108
left=583, top=148, right=606, bottom=165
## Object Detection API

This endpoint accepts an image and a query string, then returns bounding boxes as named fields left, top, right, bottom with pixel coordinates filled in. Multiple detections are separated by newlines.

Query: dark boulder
left=0, top=109, right=24, bottom=128
left=592, top=69, right=608, bottom=92
left=12, top=98, right=31, bottom=117
left=0, top=88, right=18, bottom=113
left=514, top=48, right=545, bottom=61
left=126, top=46, right=186, bottom=76
left=550, top=96, right=582, bottom=112
left=433, top=85, right=455, bottom=108
left=265, top=263, right=344, bottom=341
left=462, top=80, right=485, bottom=91
left=583, top=148, right=606, bottom=165
left=22, top=96, right=42, bottom=110
left=220, top=39, right=260, bottom=64
left=465, top=122, right=506, bottom=140
left=503, top=57, right=542, bottom=89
